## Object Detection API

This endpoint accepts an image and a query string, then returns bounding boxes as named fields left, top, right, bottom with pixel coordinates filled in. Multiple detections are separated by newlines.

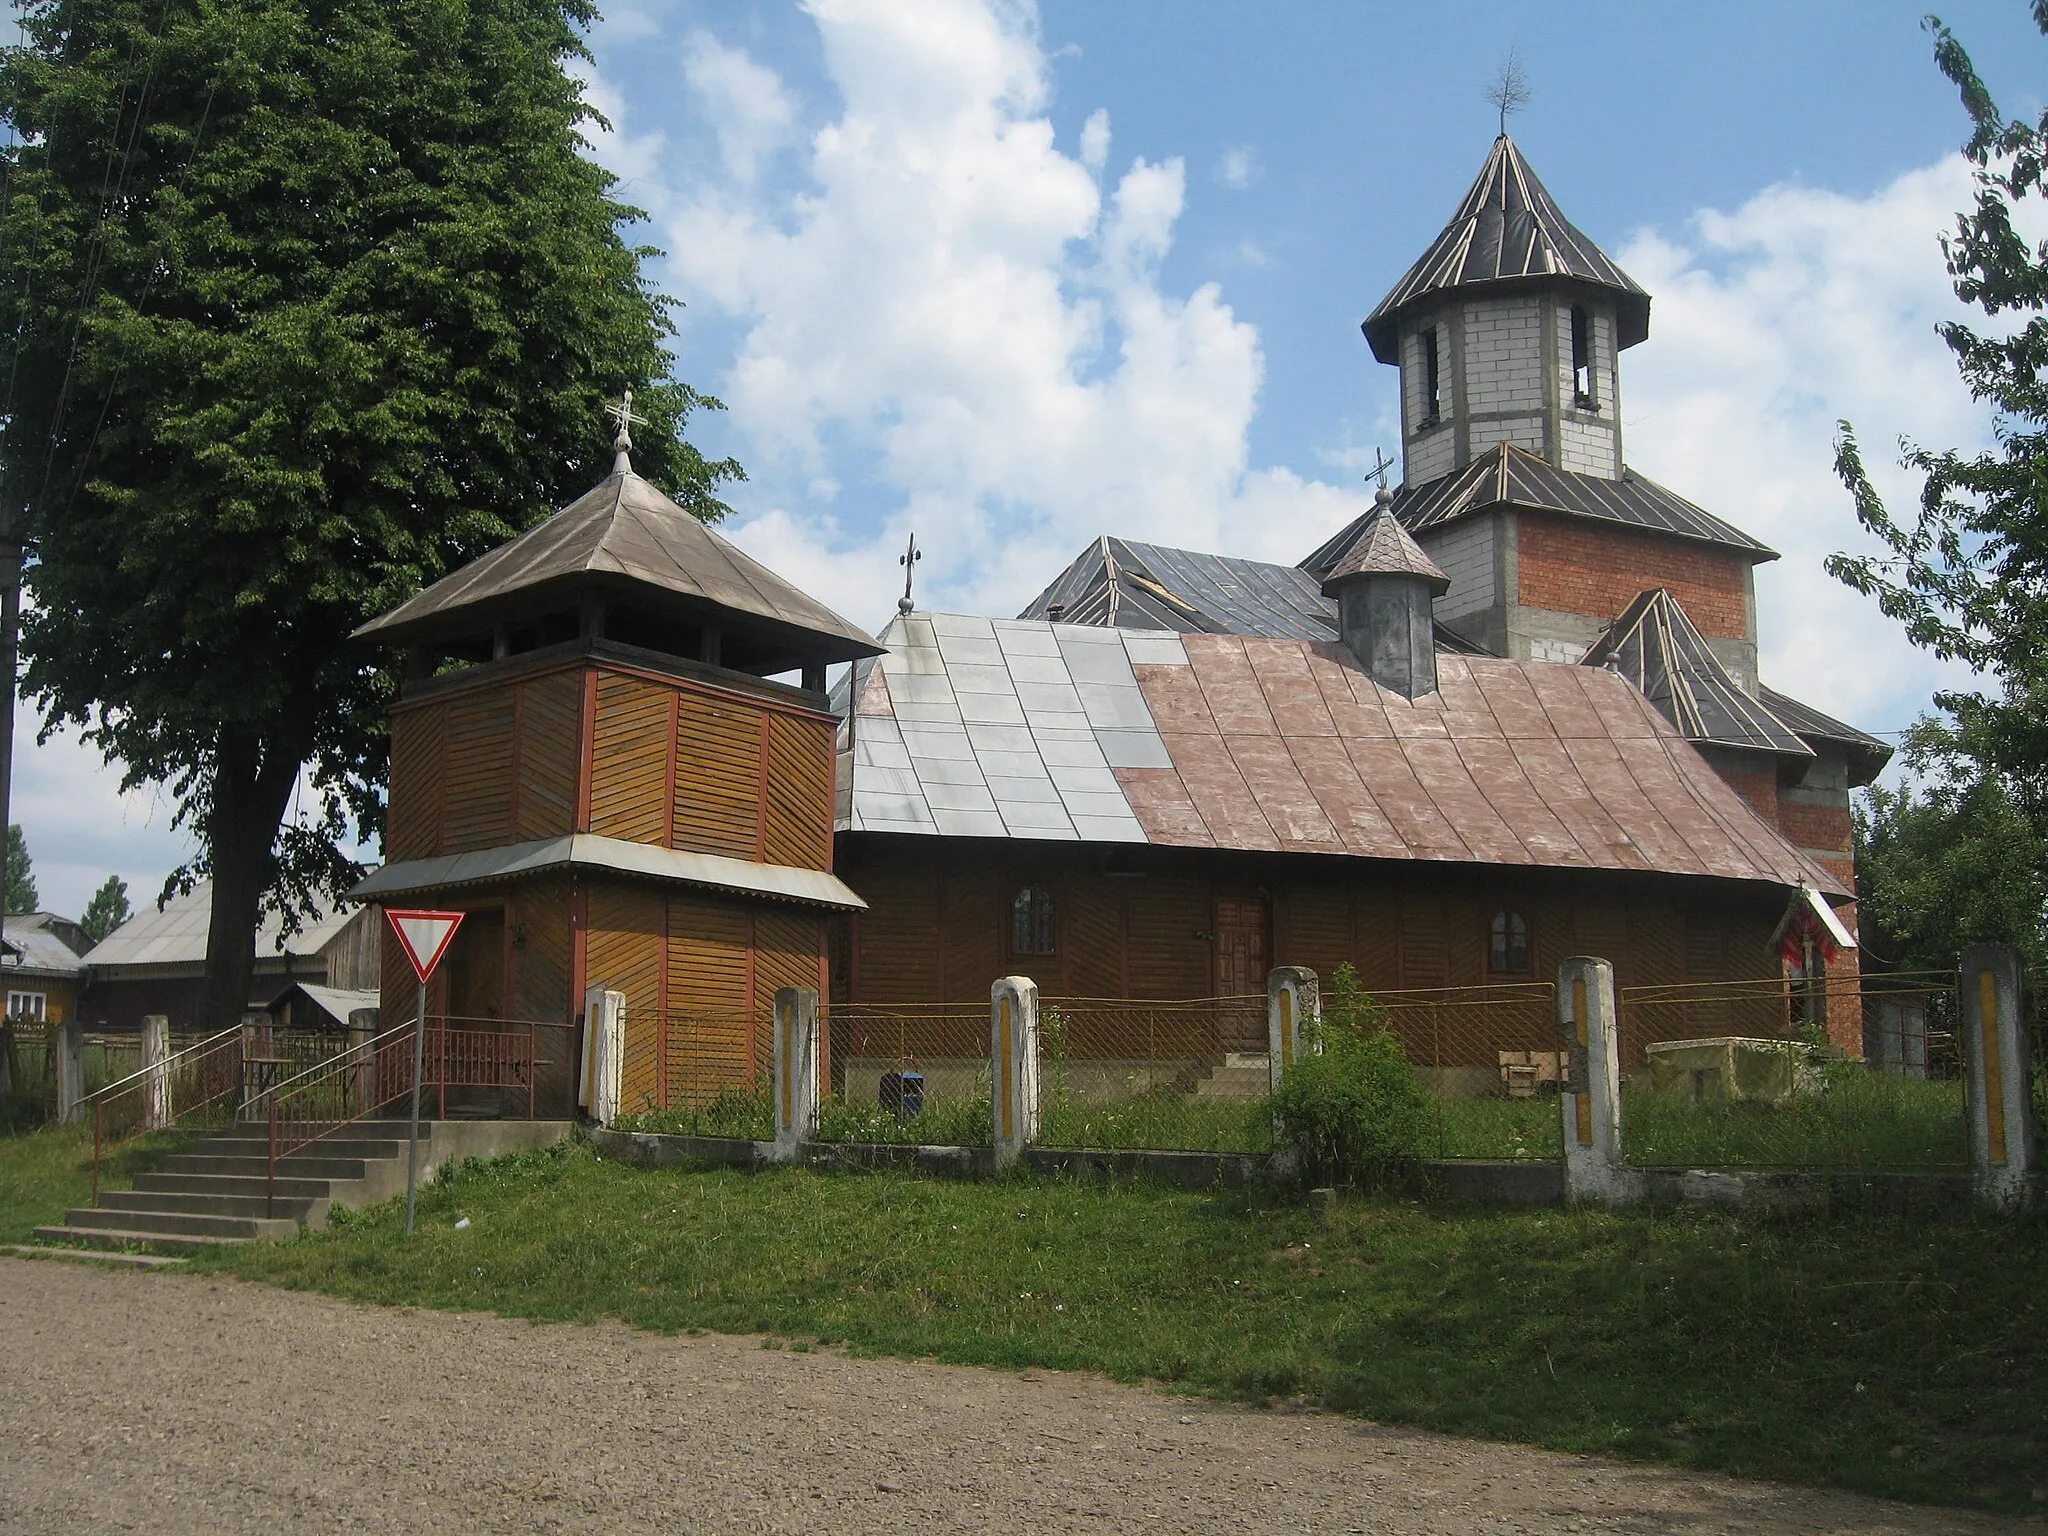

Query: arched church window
left=1011, top=886, right=1056, bottom=955
left=1570, top=305, right=1597, bottom=410
left=1421, top=327, right=1442, bottom=423
left=1489, top=910, right=1530, bottom=975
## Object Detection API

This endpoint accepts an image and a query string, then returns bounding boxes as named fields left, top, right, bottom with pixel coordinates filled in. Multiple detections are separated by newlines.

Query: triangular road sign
left=385, top=908, right=466, bottom=983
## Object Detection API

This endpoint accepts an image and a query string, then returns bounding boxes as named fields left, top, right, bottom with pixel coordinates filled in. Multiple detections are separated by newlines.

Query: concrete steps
left=33, top=1118, right=572, bottom=1254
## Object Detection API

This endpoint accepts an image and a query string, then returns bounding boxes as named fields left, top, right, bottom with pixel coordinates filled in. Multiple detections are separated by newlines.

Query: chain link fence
left=1364, top=982, right=1563, bottom=1161
left=1037, top=996, right=1271, bottom=1153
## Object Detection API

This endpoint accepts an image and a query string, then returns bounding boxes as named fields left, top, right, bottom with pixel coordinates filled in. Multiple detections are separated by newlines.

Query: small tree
left=1270, top=964, right=1433, bottom=1185
left=3, top=825, right=35, bottom=916
left=80, top=875, right=131, bottom=946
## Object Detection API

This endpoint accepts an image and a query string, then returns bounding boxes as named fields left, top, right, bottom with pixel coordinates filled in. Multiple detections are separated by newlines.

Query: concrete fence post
left=347, top=1007, right=381, bottom=1117
left=770, top=987, right=820, bottom=1163
left=141, top=1014, right=171, bottom=1129
left=580, top=986, right=625, bottom=1127
left=991, top=976, right=1040, bottom=1172
left=1266, top=967, right=1318, bottom=1094
left=1960, top=943, right=2035, bottom=1209
left=1559, top=956, right=1635, bottom=1204
left=54, top=1019, right=85, bottom=1125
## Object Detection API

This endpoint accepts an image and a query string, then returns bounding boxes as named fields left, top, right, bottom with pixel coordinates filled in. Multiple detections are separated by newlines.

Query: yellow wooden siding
left=514, top=670, right=583, bottom=841
left=387, top=705, right=446, bottom=860
left=665, top=894, right=757, bottom=1098
left=509, top=878, right=574, bottom=1025
left=441, top=688, right=516, bottom=853
left=589, top=673, right=672, bottom=846
left=585, top=881, right=665, bottom=1114
left=673, top=693, right=763, bottom=859
left=764, top=712, right=832, bottom=870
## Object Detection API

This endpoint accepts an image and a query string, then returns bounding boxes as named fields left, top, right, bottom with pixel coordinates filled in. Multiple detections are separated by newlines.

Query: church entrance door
left=1213, top=894, right=1270, bottom=1051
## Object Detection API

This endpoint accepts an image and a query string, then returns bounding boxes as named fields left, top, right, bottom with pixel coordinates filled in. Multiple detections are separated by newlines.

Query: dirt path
left=0, top=1256, right=2025, bottom=1536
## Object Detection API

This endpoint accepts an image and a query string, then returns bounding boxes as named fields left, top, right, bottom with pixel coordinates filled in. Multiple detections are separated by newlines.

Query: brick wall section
left=1712, top=761, right=1778, bottom=824
left=1777, top=799, right=1852, bottom=856
left=1517, top=510, right=1753, bottom=639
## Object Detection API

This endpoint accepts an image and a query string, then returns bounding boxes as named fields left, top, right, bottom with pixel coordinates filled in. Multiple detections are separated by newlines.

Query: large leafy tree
left=2, top=825, right=33, bottom=915
left=79, top=874, right=129, bottom=945
left=0, top=0, right=741, bottom=1031
left=1831, top=6, right=2048, bottom=961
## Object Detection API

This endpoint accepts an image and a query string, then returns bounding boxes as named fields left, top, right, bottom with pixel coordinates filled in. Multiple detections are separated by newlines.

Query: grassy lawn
left=0, top=1122, right=195, bottom=1242
left=1621, top=1074, right=1972, bottom=1171
left=131, top=1138, right=2042, bottom=1517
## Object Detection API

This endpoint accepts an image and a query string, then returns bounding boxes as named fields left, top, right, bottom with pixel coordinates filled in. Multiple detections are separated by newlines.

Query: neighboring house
left=0, top=913, right=89, bottom=1024
left=79, top=882, right=383, bottom=1032
left=267, top=981, right=382, bottom=1033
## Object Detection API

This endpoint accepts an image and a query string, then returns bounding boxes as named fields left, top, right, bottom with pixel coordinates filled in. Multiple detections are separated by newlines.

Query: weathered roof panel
left=840, top=613, right=1848, bottom=897
left=1363, top=135, right=1650, bottom=363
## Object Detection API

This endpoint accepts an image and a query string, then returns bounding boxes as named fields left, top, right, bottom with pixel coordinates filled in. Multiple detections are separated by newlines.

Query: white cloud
left=1217, top=144, right=1258, bottom=190
left=682, top=30, right=799, bottom=185
left=1617, top=156, right=2002, bottom=742
left=663, top=0, right=1370, bottom=631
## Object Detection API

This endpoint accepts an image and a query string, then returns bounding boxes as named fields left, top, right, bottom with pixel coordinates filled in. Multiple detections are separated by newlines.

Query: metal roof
left=1582, top=590, right=1812, bottom=761
left=355, top=471, right=881, bottom=666
left=271, top=983, right=381, bottom=1028
left=82, top=883, right=359, bottom=970
left=1019, top=536, right=1490, bottom=654
left=1322, top=499, right=1450, bottom=594
left=1363, top=134, right=1651, bottom=363
left=1758, top=685, right=1894, bottom=787
left=352, top=834, right=868, bottom=911
left=0, top=915, right=86, bottom=977
left=1300, top=444, right=1777, bottom=575
left=839, top=614, right=1846, bottom=896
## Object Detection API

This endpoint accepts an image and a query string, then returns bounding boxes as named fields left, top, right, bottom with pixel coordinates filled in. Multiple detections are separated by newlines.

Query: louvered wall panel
left=764, top=713, right=833, bottom=870
left=754, top=907, right=824, bottom=1077
left=674, top=693, right=762, bottom=859
left=1398, top=894, right=1447, bottom=989
left=1630, top=900, right=1684, bottom=990
left=509, top=878, right=574, bottom=1025
left=586, top=881, right=665, bottom=1113
left=1445, top=894, right=1488, bottom=987
left=380, top=911, right=419, bottom=1028
left=1279, top=885, right=1351, bottom=986
left=441, top=688, right=517, bottom=852
left=1572, top=904, right=1630, bottom=978
left=387, top=705, right=446, bottom=860
left=515, top=670, right=583, bottom=841
left=1125, top=878, right=1211, bottom=998
left=589, top=673, right=672, bottom=846
left=666, top=894, right=757, bottom=1095
left=852, top=864, right=941, bottom=1002
left=1061, top=878, right=1123, bottom=998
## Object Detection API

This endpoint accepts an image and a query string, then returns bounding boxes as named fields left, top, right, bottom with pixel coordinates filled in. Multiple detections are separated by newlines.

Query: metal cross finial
left=1485, top=48, right=1531, bottom=137
left=1364, top=447, right=1394, bottom=491
left=606, top=389, right=648, bottom=474
left=897, top=533, right=921, bottom=616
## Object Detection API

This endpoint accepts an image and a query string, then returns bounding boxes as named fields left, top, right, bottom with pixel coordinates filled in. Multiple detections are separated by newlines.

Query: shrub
left=1271, top=964, right=1432, bottom=1184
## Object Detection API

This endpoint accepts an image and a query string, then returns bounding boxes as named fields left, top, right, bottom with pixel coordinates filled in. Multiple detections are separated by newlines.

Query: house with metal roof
left=0, top=914, right=88, bottom=1025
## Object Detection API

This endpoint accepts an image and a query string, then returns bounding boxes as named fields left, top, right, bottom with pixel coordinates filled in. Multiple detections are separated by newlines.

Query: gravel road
left=0, top=1255, right=2027, bottom=1535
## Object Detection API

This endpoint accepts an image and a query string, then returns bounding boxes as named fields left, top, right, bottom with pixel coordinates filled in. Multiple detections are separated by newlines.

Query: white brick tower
left=1362, top=135, right=1648, bottom=486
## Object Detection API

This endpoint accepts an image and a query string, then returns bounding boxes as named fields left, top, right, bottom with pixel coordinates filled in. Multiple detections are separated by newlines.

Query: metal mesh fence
left=825, top=1003, right=990, bottom=1145
left=1365, top=983, right=1564, bottom=1161
left=1616, top=972, right=1969, bottom=1170
left=617, top=1008, right=773, bottom=1139
left=1037, top=996, right=1271, bottom=1153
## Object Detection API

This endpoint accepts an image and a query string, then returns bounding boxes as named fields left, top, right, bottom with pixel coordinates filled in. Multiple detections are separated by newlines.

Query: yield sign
left=385, top=908, right=465, bottom=983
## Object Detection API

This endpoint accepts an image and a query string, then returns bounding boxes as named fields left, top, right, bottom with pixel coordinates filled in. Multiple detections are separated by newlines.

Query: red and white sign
left=384, top=908, right=466, bottom=983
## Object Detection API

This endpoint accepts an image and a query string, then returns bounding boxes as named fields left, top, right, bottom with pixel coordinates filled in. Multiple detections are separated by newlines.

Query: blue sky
left=17, top=0, right=2043, bottom=921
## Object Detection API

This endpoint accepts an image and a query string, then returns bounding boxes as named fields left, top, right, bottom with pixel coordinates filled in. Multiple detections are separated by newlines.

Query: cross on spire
left=897, top=532, right=921, bottom=615
left=1364, top=447, right=1395, bottom=491
left=606, top=388, right=648, bottom=475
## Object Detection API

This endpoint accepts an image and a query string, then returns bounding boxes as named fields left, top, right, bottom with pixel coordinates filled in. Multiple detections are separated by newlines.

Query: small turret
left=1320, top=488, right=1449, bottom=699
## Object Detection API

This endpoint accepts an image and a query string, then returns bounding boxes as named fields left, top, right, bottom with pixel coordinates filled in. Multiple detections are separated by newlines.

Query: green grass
left=1622, top=1073, right=1971, bottom=1170
left=616, top=1082, right=776, bottom=1141
left=146, top=1137, right=2046, bottom=1517
left=1430, top=1095, right=1564, bottom=1160
left=1039, top=1094, right=1272, bottom=1153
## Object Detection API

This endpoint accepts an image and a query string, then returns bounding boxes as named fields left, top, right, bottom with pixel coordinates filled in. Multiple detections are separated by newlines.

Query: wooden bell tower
left=352, top=400, right=880, bottom=1112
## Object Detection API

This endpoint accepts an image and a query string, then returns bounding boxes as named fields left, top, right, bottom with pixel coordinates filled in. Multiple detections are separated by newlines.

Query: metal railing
left=253, top=1015, right=578, bottom=1211
left=82, top=1027, right=246, bottom=1203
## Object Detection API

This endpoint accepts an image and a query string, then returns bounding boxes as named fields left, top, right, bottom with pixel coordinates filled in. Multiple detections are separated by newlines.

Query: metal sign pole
left=405, top=979, right=427, bottom=1236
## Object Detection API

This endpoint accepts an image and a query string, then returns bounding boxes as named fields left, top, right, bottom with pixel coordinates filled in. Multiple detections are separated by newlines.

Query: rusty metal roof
left=1301, top=444, right=1777, bottom=575
left=839, top=615, right=1847, bottom=897
left=355, top=471, right=881, bottom=664
left=1363, top=134, right=1650, bottom=363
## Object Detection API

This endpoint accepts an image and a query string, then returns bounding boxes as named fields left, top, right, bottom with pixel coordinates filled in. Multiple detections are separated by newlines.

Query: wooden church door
left=1213, top=894, right=1270, bottom=998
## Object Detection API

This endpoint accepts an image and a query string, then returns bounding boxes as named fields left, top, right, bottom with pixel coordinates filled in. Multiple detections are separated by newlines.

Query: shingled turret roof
left=1320, top=496, right=1450, bottom=595
left=1363, top=135, right=1650, bottom=364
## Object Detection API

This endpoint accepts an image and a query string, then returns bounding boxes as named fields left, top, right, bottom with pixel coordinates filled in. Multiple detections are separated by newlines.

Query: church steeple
left=1364, top=136, right=1648, bottom=486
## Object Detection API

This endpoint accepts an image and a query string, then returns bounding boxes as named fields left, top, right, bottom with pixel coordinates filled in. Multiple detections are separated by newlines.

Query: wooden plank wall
left=589, top=675, right=672, bottom=845
left=835, top=843, right=1791, bottom=1022
left=389, top=666, right=582, bottom=858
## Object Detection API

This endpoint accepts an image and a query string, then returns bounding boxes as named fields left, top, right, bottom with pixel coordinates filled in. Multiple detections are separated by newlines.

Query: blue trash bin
left=878, top=1070, right=925, bottom=1119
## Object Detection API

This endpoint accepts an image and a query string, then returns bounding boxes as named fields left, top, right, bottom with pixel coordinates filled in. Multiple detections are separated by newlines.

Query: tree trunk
left=197, top=732, right=308, bottom=1035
